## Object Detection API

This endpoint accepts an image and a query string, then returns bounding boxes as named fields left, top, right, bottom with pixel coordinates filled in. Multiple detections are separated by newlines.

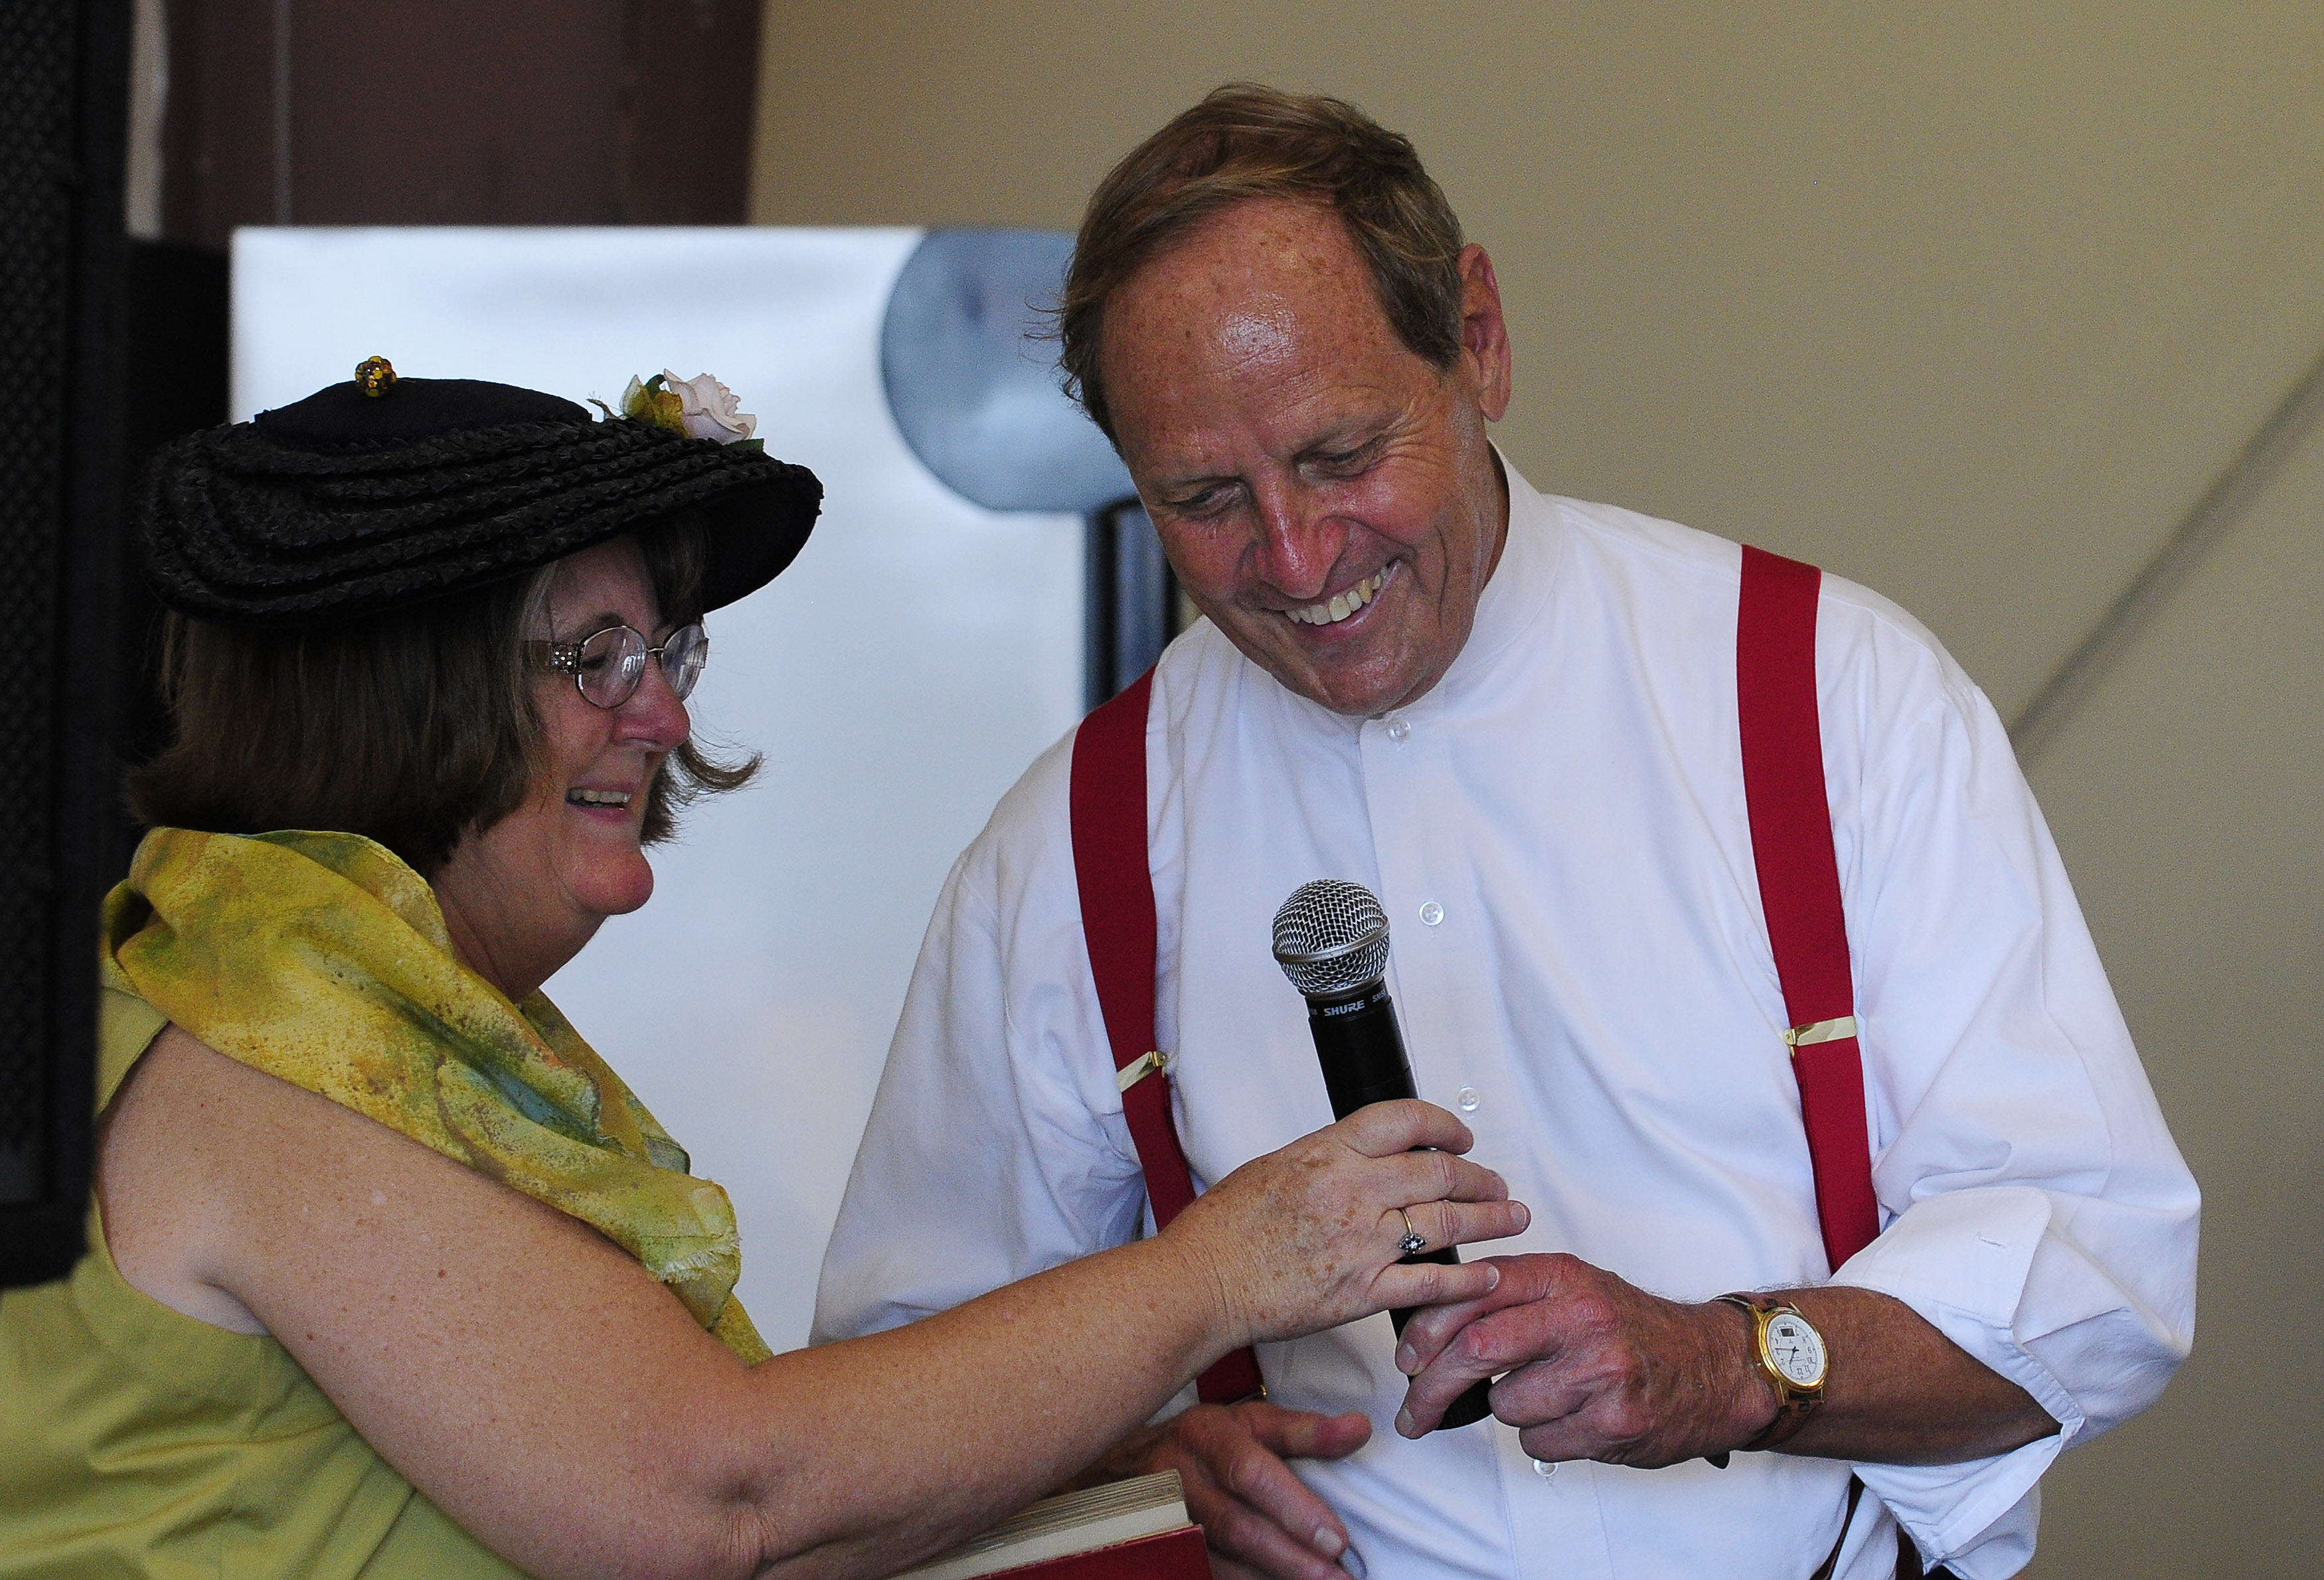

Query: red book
left=894, top=1472, right=1212, bottom=1580
left=976, top=1523, right=1209, bottom=1580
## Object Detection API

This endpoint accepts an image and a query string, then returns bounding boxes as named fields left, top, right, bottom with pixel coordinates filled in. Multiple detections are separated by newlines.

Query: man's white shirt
left=814, top=465, right=2197, bottom=1580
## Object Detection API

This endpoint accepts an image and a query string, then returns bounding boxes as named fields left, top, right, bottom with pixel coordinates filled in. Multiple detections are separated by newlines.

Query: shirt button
left=1420, top=902, right=1444, bottom=926
left=1457, top=1085, right=1481, bottom=1111
left=1532, top=1458, right=1557, bottom=1480
left=1385, top=716, right=1411, bottom=742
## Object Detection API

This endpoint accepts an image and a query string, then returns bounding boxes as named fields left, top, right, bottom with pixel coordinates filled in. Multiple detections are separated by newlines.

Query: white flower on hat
left=608, top=371, right=766, bottom=452
left=663, top=370, right=756, bottom=444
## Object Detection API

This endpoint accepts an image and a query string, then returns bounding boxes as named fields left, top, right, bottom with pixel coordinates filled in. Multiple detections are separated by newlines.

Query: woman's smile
left=564, top=783, right=643, bottom=825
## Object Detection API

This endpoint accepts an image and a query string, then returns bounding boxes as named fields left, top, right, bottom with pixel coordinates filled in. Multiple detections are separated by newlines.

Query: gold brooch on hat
left=355, top=356, right=397, bottom=398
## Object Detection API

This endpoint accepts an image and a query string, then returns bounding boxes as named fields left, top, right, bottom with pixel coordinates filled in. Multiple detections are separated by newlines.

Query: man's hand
left=1392, top=1253, right=1769, bottom=1466
left=1396, top=1253, right=2062, bottom=1467
left=1090, top=1402, right=1371, bottom=1580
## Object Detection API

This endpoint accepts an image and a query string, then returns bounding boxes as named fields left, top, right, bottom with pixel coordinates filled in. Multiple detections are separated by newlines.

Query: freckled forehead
left=1100, top=199, right=1400, bottom=388
left=1215, top=302, right=1299, bottom=370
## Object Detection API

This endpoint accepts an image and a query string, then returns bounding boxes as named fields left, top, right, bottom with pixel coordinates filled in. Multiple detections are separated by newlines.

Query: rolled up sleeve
left=1823, top=641, right=2199, bottom=1576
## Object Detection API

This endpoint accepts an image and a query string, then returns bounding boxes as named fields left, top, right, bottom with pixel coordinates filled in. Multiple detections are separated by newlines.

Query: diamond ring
left=1396, top=1208, right=1427, bottom=1257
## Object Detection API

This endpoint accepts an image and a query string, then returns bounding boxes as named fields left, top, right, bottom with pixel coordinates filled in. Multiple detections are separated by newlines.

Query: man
left=815, top=86, right=2196, bottom=1580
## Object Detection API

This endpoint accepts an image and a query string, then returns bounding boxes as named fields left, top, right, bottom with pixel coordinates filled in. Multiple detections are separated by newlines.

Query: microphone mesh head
left=1272, top=880, right=1392, bottom=997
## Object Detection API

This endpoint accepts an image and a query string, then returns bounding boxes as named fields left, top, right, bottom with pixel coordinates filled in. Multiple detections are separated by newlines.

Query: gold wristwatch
left=1718, top=1293, right=1828, bottom=1451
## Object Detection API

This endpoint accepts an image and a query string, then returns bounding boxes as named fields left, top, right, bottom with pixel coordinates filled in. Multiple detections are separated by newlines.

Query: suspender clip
left=1117, top=1050, right=1171, bottom=1092
left=1784, top=1015, right=1858, bottom=1051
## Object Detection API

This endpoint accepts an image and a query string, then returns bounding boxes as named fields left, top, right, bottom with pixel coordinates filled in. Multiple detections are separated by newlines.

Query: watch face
left=1765, top=1312, right=1827, bottom=1387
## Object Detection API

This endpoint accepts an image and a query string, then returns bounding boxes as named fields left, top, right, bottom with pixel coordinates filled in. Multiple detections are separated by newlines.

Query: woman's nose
left=618, top=653, right=691, bottom=748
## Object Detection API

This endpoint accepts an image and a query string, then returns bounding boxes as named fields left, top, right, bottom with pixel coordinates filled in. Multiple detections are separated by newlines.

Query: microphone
left=1272, top=880, right=1495, bottom=1431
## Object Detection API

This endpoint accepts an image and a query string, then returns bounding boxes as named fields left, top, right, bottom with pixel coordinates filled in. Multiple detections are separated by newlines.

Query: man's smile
left=1282, top=560, right=1396, bottom=628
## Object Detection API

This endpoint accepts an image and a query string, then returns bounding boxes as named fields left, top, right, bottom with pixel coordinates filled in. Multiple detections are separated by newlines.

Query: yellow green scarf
left=102, top=826, right=771, bottom=1363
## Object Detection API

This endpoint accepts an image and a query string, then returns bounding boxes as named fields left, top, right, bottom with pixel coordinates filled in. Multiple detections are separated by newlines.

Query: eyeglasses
left=528, top=622, right=709, bottom=709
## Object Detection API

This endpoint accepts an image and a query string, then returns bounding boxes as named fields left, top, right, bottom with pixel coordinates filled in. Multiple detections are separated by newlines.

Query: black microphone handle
left=1306, top=980, right=1495, bottom=1431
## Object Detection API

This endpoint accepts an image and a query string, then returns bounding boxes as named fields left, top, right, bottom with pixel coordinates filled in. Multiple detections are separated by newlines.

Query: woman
left=0, top=366, right=1524, bottom=1580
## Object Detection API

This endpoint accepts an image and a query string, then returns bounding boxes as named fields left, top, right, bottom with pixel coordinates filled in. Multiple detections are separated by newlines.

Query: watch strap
left=1718, top=1293, right=1824, bottom=1453
left=1740, top=1389, right=1819, bottom=1453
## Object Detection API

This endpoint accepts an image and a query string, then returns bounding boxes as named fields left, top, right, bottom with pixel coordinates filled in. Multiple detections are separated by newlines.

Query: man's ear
left=1457, top=244, right=1513, bottom=424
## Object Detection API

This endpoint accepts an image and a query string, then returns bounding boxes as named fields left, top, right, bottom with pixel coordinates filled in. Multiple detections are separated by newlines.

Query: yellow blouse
left=2, top=829, right=770, bottom=1577
left=0, top=987, right=528, bottom=1579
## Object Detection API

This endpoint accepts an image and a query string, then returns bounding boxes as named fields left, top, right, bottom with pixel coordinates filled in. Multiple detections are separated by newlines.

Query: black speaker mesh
left=0, top=1, right=76, bottom=1168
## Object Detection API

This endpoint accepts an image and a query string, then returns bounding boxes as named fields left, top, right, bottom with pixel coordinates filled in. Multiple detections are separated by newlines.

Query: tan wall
left=753, top=5, right=2323, bottom=1572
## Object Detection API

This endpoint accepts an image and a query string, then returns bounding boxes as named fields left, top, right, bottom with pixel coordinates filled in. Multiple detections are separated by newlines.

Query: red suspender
left=1737, top=546, right=1882, bottom=1271
left=1069, top=670, right=1266, bottom=1405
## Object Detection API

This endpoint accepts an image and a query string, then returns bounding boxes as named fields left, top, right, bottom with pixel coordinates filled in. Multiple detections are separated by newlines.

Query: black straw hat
left=140, top=364, right=824, bottom=625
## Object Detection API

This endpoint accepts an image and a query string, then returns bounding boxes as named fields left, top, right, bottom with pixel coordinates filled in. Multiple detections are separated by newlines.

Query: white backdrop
left=234, top=227, right=1086, bottom=1348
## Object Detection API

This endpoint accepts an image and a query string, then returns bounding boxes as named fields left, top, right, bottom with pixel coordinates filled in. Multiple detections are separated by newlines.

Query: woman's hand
left=1161, top=1099, right=1528, bottom=1350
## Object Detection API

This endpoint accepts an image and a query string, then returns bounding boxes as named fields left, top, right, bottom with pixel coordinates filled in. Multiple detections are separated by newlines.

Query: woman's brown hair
left=125, top=517, right=756, bottom=874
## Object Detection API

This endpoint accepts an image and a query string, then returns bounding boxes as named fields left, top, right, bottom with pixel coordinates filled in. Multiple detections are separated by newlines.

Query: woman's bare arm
left=100, top=1028, right=1522, bottom=1580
